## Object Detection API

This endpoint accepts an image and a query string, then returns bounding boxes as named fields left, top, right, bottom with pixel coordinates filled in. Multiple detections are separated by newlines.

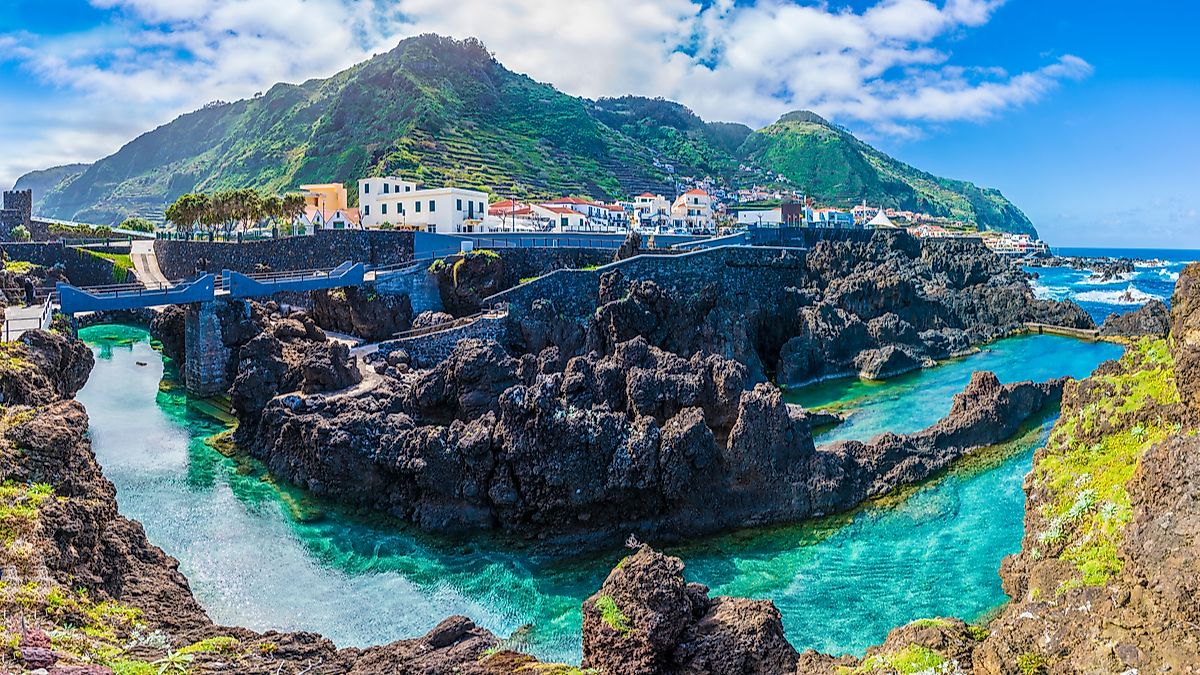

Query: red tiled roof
left=637, top=192, right=657, bottom=198
left=683, top=189, right=709, bottom=196
left=539, top=205, right=581, bottom=215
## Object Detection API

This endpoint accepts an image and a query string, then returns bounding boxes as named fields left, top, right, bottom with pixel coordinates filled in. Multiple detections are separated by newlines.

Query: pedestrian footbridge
left=55, top=261, right=370, bottom=315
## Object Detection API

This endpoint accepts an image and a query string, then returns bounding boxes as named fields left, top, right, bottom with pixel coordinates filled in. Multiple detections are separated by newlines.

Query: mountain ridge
left=21, top=34, right=1036, bottom=236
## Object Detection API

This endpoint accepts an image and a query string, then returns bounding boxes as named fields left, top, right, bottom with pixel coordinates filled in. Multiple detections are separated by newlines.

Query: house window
left=479, top=202, right=484, bottom=213
left=383, top=183, right=389, bottom=194
left=456, top=199, right=462, bottom=210
left=363, top=205, right=370, bottom=216
left=364, top=184, right=370, bottom=194
left=429, top=200, right=436, bottom=212
left=381, top=204, right=387, bottom=215
left=405, top=185, right=411, bottom=192
left=399, top=204, right=405, bottom=214
left=415, top=201, right=421, bottom=213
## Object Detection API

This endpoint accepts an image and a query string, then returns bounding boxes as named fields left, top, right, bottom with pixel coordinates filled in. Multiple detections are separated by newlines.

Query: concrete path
left=130, top=240, right=170, bottom=287
left=2, top=303, right=50, bottom=341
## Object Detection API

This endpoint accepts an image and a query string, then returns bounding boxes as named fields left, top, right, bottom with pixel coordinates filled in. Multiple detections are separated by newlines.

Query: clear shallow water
left=1029, top=247, right=1196, bottom=323
left=77, top=325, right=1121, bottom=663
left=790, top=335, right=1124, bottom=444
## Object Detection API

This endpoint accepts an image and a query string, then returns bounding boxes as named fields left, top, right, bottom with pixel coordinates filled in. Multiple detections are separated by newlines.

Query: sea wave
left=1159, top=269, right=1181, bottom=282
left=1030, top=280, right=1070, bottom=301
left=1074, top=285, right=1161, bottom=306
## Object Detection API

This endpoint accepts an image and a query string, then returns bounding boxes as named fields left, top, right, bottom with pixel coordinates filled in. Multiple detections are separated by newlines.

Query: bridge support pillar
left=183, top=301, right=231, bottom=397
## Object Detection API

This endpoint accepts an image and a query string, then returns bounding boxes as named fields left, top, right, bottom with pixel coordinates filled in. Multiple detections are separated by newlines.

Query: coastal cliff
left=0, top=329, right=507, bottom=674
left=225, top=233, right=1086, bottom=545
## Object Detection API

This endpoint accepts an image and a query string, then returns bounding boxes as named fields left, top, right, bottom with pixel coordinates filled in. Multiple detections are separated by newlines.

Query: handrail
left=2, top=294, right=54, bottom=342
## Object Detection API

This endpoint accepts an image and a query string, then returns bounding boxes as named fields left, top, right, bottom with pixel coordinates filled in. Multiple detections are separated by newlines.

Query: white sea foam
left=1075, top=284, right=1161, bottom=306
left=1030, top=279, right=1070, bottom=300
left=1159, top=269, right=1181, bottom=282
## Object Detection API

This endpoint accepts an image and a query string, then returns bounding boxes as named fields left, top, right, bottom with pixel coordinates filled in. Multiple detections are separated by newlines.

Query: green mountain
left=11, top=163, right=88, bottom=209
left=739, top=111, right=1035, bottom=234
left=27, top=34, right=1036, bottom=235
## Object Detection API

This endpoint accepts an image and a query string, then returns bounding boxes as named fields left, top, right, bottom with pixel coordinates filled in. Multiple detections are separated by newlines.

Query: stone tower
left=1, top=189, right=33, bottom=239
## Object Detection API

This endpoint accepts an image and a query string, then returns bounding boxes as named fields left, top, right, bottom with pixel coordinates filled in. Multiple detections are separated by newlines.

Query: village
left=243, top=175, right=1051, bottom=258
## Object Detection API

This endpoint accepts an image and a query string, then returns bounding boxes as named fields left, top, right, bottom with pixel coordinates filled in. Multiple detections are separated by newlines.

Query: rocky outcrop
left=310, top=284, right=413, bottom=341
left=581, top=546, right=799, bottom=675
left=1100, top=299, right=1170, bottom=338
left=430, top=250, right=506, bottom=315
left=583, top=233, right=1092, bottom=385
left=242, top=333, right=1062, bottom=546
left=1171, top=263, right=1200, bottom=417
left=0, top=329, right=93, bottom=406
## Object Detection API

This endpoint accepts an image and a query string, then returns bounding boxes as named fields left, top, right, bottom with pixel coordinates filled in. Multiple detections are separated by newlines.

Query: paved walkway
left=2, top=303, right=50, bottom=341
left=130, top=240, right=170, bottom=287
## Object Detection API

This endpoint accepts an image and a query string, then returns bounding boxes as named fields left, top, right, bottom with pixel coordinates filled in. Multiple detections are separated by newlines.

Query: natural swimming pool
left=77, top=325, right=1123, bottom=663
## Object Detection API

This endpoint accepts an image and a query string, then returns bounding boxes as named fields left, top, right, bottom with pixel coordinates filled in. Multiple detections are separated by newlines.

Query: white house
left=531, top=204, right=588, bottom=230
left=670, top=189, right=715, bottom=232
left=736, top=208, right=784, bottom=227
left=632, top=193, right=671, bottom=230
left=358, top=177, right=488, bottom=234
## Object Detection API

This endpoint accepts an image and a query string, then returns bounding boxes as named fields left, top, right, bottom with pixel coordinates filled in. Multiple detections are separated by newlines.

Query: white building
left=358, top=177, right=488, bottom=234
left=736, top=208, right=784, bottom=227
left=670, top=189, right=715, bottom=232
left=632, top=193, right=671, bottom=230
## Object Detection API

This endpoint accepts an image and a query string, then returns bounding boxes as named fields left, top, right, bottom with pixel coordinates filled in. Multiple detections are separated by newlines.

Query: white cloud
left=0, top=0, right=1090, bottom=189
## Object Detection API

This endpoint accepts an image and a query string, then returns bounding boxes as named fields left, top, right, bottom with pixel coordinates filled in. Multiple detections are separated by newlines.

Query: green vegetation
left=838, top=645, right=950, bottom=674
left=9, top=225, right=31, bottom=242
left=739, top=111, right=1036, bottom=234
left=119, top=217, right=156, bottom=233
left=594, top=595, right=632, bottom=635
left=1033, top=338, right=1179, bottom=589
left=26, top=35, right=1034, bottom=235
left=3, top=260, right=37, bottom=275
left=1016, top=651, right=1047, bottom=674
left=85, top=250, right=135, bottom=283
left=165, top=189, right=304, bottom=235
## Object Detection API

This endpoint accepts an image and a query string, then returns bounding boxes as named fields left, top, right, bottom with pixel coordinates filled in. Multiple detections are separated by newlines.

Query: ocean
left=1028, top=247, right=1197, bottom=323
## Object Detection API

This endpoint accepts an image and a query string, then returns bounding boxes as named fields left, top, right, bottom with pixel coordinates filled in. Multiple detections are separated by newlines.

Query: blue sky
left=0, top=0, right=1196, bottom=248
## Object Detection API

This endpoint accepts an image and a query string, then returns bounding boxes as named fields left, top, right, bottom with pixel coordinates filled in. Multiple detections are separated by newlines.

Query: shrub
left=9, top=225, right=31, bottom=242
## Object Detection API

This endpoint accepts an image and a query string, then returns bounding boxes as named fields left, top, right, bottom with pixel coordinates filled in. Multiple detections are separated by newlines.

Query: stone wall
left=183, top=302, right=235, bottom=397
left=379, top=315, right=508, bottom=368
left=153, top=230, right=415, bottom=279
left=491, top=245, right=810, bottom=331
left=1, top=190, right=32, bottom=239
left=373, top=266, right=444, bottom=315
left=1, top=242, right=129, bottom=286
left=748, top=225, right=878, bottom=248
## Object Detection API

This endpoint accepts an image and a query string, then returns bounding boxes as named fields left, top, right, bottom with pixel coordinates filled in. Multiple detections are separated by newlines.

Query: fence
left=2, top=295, right=54, bottom=342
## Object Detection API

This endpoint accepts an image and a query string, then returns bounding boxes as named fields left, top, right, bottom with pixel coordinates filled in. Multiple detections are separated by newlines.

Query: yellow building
left=300, top=183, right=348, bottom=213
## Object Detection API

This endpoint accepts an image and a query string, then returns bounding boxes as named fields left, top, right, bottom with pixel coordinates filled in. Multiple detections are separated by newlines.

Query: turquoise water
left=790, top=334, right=1124, bottom=444
left=76, top=325, right=1122, bottom=662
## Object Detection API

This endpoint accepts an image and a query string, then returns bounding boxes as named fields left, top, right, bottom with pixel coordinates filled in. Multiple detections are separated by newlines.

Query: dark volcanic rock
left=149, top=304, right=186, bottom=366
left=1100, top=299, right=1171, bottom=338
left=311, top=284, right=413, bottom=341
left=581, top=546, right=799, bottom=675
left=244, top=326, right=1062, bottom=545
left=0, top=330, right=93, bottom=406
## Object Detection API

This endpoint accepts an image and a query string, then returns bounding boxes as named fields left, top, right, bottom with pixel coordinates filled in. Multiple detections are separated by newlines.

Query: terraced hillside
left=26, top=34, right=1037, bottom=235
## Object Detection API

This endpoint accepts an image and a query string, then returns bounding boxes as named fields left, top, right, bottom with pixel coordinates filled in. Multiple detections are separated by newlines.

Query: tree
left=10, top=224, right=31, bottom=242
left=261, top=195, right=283, bottom=227
left=165, top=193, right=210, bottom=233
left=281, top=193, right=306, bottom=231
left=120, top=217, right=156, bottom=233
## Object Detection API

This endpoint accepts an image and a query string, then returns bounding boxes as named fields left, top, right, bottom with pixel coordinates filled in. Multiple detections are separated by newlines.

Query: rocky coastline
left=4, top=251, right=1196, bottom=673
left=170, top=233, right=1088, bottom=547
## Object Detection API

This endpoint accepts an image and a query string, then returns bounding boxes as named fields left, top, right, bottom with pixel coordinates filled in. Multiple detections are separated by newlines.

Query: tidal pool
left=76, top=325, right=1122, bottom=663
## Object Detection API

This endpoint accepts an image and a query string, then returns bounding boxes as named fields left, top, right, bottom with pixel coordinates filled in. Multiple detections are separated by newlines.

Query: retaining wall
left=1, top=242, right=129, bottom=286
left=153, top=230, right=415, bottom=279
left=380, top=315, right=508, bottom=367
